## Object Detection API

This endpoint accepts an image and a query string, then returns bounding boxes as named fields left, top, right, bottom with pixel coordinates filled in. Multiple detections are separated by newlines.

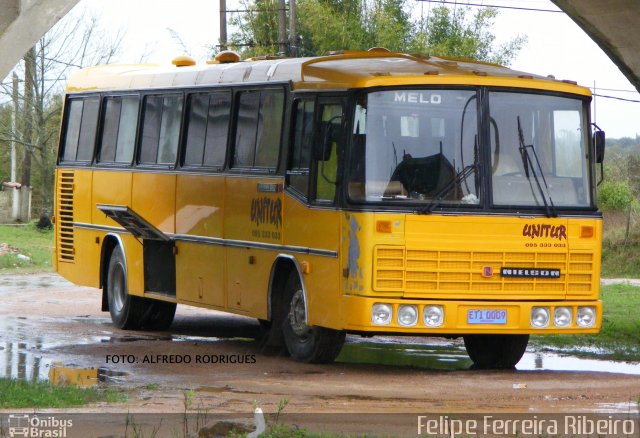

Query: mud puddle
left=338, top=337, right=640, bottom=375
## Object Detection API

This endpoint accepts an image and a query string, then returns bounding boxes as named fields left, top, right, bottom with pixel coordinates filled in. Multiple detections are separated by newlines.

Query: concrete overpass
left=552, top=0, right=640, bottom=93
left=1, top=0, right=640, bottom=94
left=0, top=0, right=80, bottom=81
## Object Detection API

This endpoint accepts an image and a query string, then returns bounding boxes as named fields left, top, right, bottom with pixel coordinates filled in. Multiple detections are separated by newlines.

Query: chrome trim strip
left=172, top=233, right=338, bottom=258
left=73, top=222, right=338, bottom=258
left=75, top=222, right=127, bottom=233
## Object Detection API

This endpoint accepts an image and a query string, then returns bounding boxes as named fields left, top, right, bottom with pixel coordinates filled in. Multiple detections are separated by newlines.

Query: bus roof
left=66, top=50, right=592, bottom=97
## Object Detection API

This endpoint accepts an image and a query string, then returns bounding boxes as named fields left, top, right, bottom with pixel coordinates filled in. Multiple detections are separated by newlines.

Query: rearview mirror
left=594, top=130, right=605, bottom=164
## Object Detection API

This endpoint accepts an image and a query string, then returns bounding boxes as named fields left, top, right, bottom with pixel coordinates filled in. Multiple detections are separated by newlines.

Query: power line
left=590, top=86, right=639, bottom=94
left=415, top=0, right=563, bottom=13
left=593, top=93, right=640, bottom=104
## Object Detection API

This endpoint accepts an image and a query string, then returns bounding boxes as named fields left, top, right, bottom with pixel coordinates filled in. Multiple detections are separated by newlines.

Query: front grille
left=56, top=171, right=75, bottom=262
left=374, top=246, right=594, bottom=298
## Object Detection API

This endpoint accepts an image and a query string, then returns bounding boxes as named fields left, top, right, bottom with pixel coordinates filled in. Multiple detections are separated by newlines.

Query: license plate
left=467, top=309, right=507, bottom=324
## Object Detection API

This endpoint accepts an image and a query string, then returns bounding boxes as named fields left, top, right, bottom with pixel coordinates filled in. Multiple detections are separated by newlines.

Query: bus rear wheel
left=106, top=246, right=176, bottom=331
left=106, top=246, right=144, bottom=330
left=463, top=334, right=529, bottom=369
left=281, top=272, right=345, bottom=363
left=140, top=300, right=176, bottom=331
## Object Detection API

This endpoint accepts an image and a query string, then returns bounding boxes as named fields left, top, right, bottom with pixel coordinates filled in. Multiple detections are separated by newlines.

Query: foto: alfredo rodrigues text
left=105, top=354, right=257, bottom=364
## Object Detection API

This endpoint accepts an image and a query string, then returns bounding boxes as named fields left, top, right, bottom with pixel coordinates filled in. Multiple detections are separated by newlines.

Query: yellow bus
left=54, top=49, right=604, bottom=368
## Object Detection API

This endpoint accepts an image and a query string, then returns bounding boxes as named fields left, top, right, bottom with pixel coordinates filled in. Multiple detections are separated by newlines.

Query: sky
left=74, top=0, right=640, bottom=139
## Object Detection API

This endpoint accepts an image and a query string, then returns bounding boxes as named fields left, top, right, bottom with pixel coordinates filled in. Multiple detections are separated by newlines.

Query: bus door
left=283, top=97, right=344, bottom=328
left=224, top=89, right=285, bottom=316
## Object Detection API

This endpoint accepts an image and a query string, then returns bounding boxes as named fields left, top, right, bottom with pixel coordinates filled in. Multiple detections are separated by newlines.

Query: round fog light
left=531, top=307, right=550, bottom=328
left=397, top=305, right=418, bottom=327
left=577, top=306, right=596, bottom=328
left=423, top=305, right=444, bottom=327
left=372, top=303, right=392, bottom=325
left=554, top=307, right=572, bottom=327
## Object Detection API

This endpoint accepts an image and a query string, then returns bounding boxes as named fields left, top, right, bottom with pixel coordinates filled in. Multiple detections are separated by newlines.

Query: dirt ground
left=1, top=273, right=639, bottom=436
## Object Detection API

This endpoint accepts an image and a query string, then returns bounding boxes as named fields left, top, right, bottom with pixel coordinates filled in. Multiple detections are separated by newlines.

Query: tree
left=0, top=9, right=123, bottom=218
left=410, top=5, right=526, bottom=65
left=224, top=1, right=526, bottom=65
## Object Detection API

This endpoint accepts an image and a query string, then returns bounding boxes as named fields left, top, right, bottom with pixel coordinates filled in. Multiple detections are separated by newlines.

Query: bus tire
left=106, top=246, right=145, bottom=330
left=140, top=299, right=176, bottom=331
left=463, top=334, right=529, bottom=369
left=281, top=271, right=345, bottom=363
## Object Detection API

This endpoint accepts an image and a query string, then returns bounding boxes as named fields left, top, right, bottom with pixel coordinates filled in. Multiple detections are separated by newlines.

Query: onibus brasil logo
left=8, top=414, right=72, bottom=437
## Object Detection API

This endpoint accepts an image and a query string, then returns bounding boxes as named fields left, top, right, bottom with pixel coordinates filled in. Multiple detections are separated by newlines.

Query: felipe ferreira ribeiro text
left=417, top=415, right=636, bottom=437
left=106, top=354, right=257, bottom=364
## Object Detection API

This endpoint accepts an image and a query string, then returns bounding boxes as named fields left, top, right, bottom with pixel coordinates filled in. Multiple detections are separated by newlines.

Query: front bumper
left=341, top=295, right=602, bottom=335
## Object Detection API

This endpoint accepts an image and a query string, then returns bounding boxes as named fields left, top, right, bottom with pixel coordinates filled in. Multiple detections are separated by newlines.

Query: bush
left=597, top=179, right=634, bottom=211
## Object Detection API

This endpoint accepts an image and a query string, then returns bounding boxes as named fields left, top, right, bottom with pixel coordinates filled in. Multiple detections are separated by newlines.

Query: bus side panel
left=175, top=174, right=225, bottom=308
left=131, top=173, right=176, bottom=234
left=130, top=172, right=176, bottom=296
left=90, top=169, right=145, bottom=295
left=223, top=176, right=283, bottom=317
left=91, top=170, right=132, bottom=225
left=282, top=194, right=341, bottom=329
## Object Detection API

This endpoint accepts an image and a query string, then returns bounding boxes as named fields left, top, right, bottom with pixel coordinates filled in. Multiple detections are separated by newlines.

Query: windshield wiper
left=419, top=135, right=480, bottom=214
left=517, top=116, right=557, bottom=218
left=418, top=163, right=477, bottom=214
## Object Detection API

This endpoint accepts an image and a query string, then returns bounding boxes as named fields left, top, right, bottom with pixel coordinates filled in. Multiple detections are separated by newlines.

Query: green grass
left=0, top=378, right=126, bottom=408
left=532, top=283, right=640, bottom=360
left=601, top=240, right=640, bottom=278
left=0, top=223, right=53, bottom=273
left=600, top=210, right=640, bottom=278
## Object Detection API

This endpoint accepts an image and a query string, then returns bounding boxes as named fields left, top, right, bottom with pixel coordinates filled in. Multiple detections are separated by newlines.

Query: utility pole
left=20, top=47, right=35, bottom=222
left=219, top=0, right=228, bottom=51
left=278, top=0, right=287, bottom=55
left=289, top=0, right=297, bottom=57
left=11, top=72, right=19, bottom=220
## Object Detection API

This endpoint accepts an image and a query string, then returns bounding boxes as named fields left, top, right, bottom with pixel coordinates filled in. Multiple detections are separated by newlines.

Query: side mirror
left=594, top=130, right=605, bottom=164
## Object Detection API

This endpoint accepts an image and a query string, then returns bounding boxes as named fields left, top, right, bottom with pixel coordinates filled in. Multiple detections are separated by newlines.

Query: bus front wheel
left=281, top=272, right=345, bottom=363
left=463, top=334, right=529, bottom=369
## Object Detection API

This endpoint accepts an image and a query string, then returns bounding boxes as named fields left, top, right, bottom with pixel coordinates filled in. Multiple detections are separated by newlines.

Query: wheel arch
left=100, top=233, right=126, bottom=312
left=267, top=254, right=308, bottom=323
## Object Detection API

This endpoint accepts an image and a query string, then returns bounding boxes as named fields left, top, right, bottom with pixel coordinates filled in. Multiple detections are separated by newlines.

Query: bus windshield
left=347, top=89, right=592, bottom=210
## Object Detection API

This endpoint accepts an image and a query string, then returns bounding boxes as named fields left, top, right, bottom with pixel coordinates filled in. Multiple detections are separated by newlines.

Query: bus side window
left=184, top=91, right=230, bottom=168
left=233, top=89, right=284, bottom=171
left=255, top=90, right=284, bottom=169
left=99, top=96, right=139, bottom=164
left=139, top=94, right=183, bottom=166
left=314, top=102, right=343, bottom=203
left=61, top=97, right=99, bottom=163
left=287, top=98, right=314, bottom=198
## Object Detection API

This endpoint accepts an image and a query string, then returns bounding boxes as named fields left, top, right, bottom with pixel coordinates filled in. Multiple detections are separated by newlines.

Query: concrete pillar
left=18, top=185, right=31, bottom=222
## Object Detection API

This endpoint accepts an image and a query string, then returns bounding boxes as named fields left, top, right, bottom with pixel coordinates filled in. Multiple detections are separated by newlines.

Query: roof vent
left=172, top=55, right=196, bottom=67
left=209, top=51, right=242, bottom=64
left=368, top=47, right=390, bottom=53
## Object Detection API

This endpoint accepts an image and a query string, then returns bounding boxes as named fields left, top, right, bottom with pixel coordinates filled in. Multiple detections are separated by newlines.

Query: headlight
left=554, top=307, right=572, bottom=327
left=397, top=305, right=418, bottom=327
left=423, top=305, right=444, bottom=327
left=372, top=303, right=392, bottom=325
left=577, top=306, right=596, bottom=328
left=531, top=307, right=550, bottom=328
